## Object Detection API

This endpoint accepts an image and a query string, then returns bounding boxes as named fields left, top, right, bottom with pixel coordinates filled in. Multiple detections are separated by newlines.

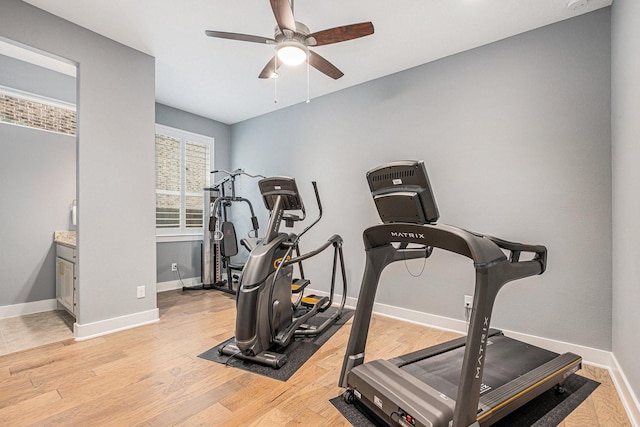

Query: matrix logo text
left=390, top=231, right=425, bottom=239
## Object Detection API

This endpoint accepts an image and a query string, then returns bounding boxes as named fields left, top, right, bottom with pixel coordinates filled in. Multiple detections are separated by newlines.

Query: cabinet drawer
left=57, top=244, right=76, bottom=262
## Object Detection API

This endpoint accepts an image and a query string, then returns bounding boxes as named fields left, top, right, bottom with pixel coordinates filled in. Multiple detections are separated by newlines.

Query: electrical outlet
left=171, top=262, right=177, bottom=272
left=464, top=295, right=473, bottom=309
left=137, top=286, right=145, bottom=299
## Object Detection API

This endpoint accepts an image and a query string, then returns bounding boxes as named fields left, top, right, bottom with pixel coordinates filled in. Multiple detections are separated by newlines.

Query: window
left=155, top=124, right=213, bottom=237
left=0, top=86, right=76, bottom=135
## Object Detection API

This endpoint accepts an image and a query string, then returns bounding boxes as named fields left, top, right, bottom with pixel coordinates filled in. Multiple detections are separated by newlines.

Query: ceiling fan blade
left=270, top=0, right=296, bottom=33
left=205, top=30, right=275, bottom=44
left=308, top=51, right=344, bottom=80
left=306, top=22, right=374, bottom=46
left=258, top=56, right=281, bottom=79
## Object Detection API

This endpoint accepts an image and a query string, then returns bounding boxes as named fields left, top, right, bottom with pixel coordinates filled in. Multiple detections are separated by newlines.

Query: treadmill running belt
left=401, top=335, right=559, bottom=400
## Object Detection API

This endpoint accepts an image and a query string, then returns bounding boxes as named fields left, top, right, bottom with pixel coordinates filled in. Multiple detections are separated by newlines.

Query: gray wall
left=0, top=125, right=75, bottom=305
left=0, top=54, right=76, bottom=103
left=155, top=103, right=232, bottom=282
left=231, top=9, right=612, bottom=350
left=611, top=0, right=640, bottom=403
left=156, top=241, right=202, bottom=283
left=1, top=0, right=157, bottom=326
left=0, top=55, right=77, bottom=307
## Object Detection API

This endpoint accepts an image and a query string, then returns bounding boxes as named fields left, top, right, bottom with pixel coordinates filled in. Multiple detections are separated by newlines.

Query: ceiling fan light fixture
left=277, top=42, right=308, bottom=66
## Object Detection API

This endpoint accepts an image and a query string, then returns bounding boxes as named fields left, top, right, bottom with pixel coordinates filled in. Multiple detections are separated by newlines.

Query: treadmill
left=338, top=160, right=582, bottom=427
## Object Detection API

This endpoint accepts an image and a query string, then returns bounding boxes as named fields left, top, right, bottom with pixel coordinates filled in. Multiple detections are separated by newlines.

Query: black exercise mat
left=199, top=308, right=353, bottom=382
left=330, top=373, right=599, bottom=427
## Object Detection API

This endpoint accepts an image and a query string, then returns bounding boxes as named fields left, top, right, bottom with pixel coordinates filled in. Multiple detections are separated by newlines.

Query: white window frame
left=155, top=124, right=214, bottom=242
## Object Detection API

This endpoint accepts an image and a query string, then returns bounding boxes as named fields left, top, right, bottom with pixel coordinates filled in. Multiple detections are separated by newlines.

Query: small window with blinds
left=155, top=125, right=213, bottom=236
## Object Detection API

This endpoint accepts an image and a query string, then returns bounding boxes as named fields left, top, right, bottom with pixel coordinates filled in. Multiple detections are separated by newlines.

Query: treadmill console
left=366, top=160, right=439, bottom=224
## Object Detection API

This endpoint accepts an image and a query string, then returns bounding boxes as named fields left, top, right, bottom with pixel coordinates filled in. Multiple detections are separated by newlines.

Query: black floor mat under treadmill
left=330, top=373, right=599, bottom=427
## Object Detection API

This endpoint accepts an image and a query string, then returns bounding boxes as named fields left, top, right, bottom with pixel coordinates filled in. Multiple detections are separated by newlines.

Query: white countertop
left=54, top=230, right=76, bottom=248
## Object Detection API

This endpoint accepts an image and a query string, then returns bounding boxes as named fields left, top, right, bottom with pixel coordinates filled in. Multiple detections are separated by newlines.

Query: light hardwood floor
left=0, top=290, right=632, bottom=426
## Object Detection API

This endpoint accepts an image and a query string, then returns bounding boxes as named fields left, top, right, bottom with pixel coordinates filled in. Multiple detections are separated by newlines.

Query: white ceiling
left=22, top=0, right=611, bottom=124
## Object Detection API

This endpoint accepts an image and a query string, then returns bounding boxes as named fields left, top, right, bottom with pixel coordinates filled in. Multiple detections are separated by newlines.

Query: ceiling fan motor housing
left=275, top=21, right=312, bottom=44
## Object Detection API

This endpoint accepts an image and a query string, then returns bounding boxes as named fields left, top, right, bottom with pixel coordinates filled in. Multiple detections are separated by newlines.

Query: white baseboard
left=156, top=277, right=201, bottom=292
left=500, top=329, right=612, bottom=367
left=369, top=300, right=470, bottom=334
left=0, top=299, right=58, bottom=319
left=74, top=308, right=159, bottom=341
left=313, top=288, right=610, bottom=364
left=372, top=300, right=612, bottom=365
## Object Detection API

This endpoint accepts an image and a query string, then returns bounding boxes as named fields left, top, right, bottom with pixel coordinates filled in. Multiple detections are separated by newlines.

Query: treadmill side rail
left=477, top=352, right=582, bottom=426
left=388, top=330, right=503, bottom=368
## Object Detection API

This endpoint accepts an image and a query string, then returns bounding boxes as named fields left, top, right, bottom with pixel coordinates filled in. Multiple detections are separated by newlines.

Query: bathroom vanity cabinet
left=55, top=242, right=77, bottom=316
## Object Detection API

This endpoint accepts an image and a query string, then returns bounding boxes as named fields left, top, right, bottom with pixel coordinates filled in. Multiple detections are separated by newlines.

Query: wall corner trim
left=610, top=354, right=640, bottom=427
left=73, top=308, right=159, bottom=341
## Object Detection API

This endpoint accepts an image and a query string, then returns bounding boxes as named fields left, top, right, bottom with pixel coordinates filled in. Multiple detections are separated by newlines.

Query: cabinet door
left=56, top=257, right=75, bottom=314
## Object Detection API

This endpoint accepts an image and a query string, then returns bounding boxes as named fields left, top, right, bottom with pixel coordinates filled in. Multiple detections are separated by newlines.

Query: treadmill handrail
left=363, top=223, right=507, bottom=267
left=339, top=221, right=548, bottom=427
left=362, top=223, right=547, bottom=275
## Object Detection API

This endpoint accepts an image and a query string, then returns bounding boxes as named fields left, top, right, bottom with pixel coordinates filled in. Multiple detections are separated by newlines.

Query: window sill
left=156, top=233, right=203, bottom=243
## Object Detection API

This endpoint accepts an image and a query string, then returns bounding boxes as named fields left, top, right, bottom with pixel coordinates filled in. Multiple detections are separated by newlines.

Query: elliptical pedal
left=291, top=278, right=311, bottom=294
left=301, top=295, right=328, bottom=309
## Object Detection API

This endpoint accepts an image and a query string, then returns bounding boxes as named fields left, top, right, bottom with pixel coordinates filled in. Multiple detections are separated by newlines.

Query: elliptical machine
left=218, top=176, right=348, bottom=368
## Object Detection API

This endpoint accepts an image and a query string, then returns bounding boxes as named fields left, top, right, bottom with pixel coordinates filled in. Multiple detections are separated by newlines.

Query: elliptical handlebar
left=312, top=181, right=322, bottom=218
left=281, top=234, right=343, bottom=267
left=291, top=181, right=323, bottom=246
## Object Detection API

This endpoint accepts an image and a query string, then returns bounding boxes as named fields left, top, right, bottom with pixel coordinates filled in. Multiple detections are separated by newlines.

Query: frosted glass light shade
left=277, top=44, right=308, bottom=66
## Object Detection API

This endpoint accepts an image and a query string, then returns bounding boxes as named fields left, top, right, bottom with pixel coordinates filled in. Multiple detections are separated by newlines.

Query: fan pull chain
left=306, top=56, right=310, bottom=103
left=274, top=55, right=278, bottom=104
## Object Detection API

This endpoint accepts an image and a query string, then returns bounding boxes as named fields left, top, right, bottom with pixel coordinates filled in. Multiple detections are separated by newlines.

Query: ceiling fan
left=205, top=0, right=374, bottom=80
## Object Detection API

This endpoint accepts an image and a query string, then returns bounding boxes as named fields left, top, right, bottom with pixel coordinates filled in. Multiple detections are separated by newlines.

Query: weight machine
left=186, top=168, right=264, bottom=294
